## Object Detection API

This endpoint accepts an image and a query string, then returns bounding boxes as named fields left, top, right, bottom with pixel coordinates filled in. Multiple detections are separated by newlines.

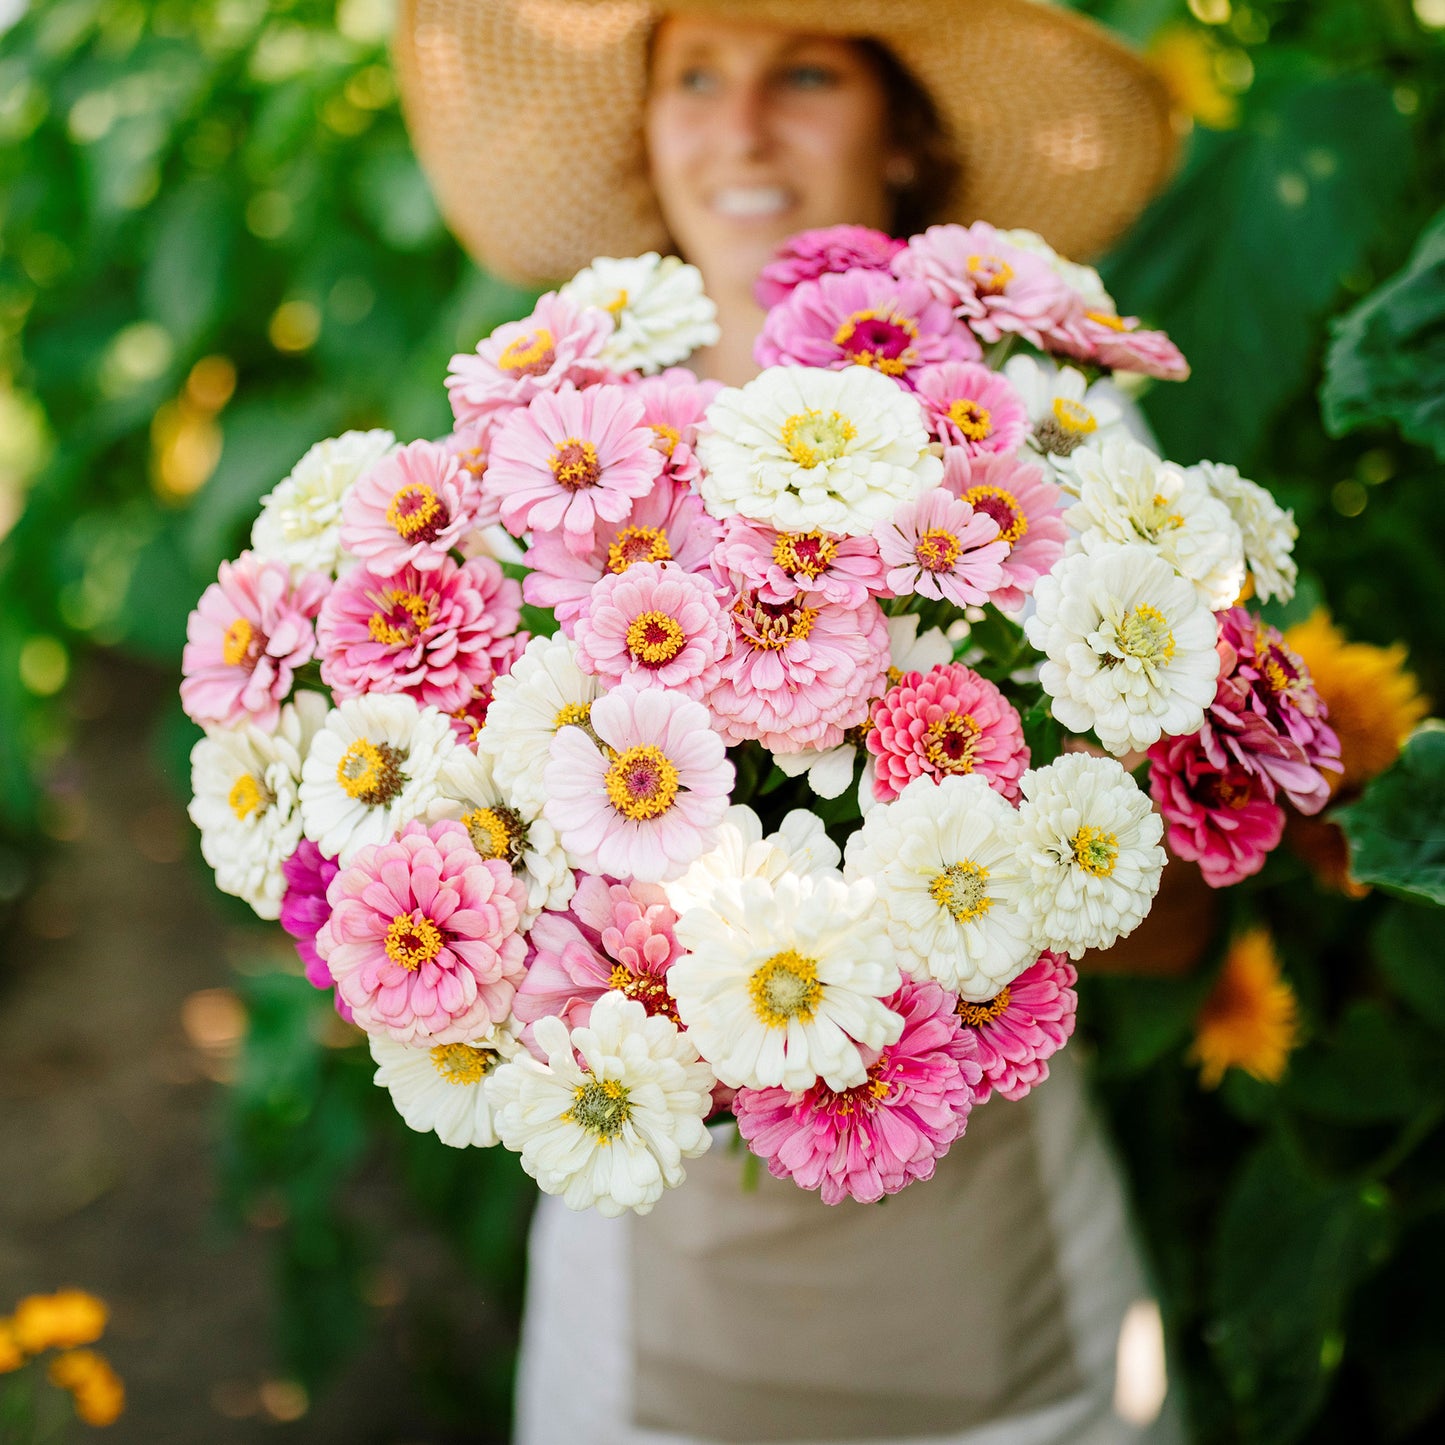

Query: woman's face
left=645, top=17, right=898, bottom=299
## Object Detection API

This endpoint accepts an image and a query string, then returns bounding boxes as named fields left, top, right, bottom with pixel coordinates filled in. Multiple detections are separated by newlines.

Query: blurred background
left=0, top=1, right=1441, bottom=1441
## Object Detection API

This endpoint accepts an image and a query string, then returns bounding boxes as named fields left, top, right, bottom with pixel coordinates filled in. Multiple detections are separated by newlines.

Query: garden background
left=1, top=0, right=1442, bottom=1441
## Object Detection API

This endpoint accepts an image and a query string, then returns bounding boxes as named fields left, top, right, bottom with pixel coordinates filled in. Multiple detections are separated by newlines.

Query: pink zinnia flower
left=712, top=515, right=885, bottom=609
left=484, top=382, right=664, bottom=556
left=573, top=560, right=728, bottom=699
left=319, top=819, right=527, bottom=1044
left=956, top=951, right=1077, bottom=1104
left=446, top=291, right=613, bottom=428
left=181, top=551, right=327, bottom=731
left=522, top=476, right=721, bottom=633
left=874, top=487, right=1007, bottom=607
left=341, top=439, right=483, bottom=577
left=543, top=688, right=734, bottom=883
left=625, top=369, right=723, bottom=488
left=754, top=224, right=906, bottom=308
left=867, top=662, right=1029, bottom=803
left=709, top=580, right=890, bottom=751
left=755, top=268, right=980, bottom=384
left=913, top=360, right=1029, bottom=455
left=1202, top=609, right=1342, bottom=816
left=1058, top=311, right=1190, bottom=381
left=439, top=419, right=503, bottom=530
left=733, top=978, right=982, bottom=1206
left=940, top=449, right=1067, bottom=613
left=893, top=222, right=1087, bottom=350
left=279, top=839, right=351, bottom=1021
left=1148, top=734, right=1286, bottom=887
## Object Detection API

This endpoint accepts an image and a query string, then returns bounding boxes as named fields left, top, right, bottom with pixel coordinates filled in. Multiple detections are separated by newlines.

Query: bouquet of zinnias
left=183, top=227, right=1340, bottom=1214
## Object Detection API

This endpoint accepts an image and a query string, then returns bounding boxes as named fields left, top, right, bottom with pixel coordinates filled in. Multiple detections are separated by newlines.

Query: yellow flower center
left=780, top=408, right=857, bottom=469
left=923, top=711, right=980, bottom=775
left=1071, top=825, right=1119, bottom=878
left=566, top=1077, right=632, bottom=1141
left=336, top=737, right=407, bottom=805
left=929, top=860, right=992, bottom=922
left=773, top=530, right=837, bottom=580
left=1052, top=397, right=1097, bottom=435
left=947, top=398, right=993, bottom=441
left=604, top=744, right=680, bottom=820
left=606, top=524, right=672, bottom=574
left=831, top=307, right=919, bottom=375
left=605, top=289, right=629, bottom=317
left=497, top=327, right=555, bottom=375
left=553, top=701, right=592, bottom=731
left=748, top=949, right=822, bottom=1028
left=1086, top=309, right=1129, bottom=332
left=222, top=617, right=255, bottom=667
left=649, top=421, right=680, bottom=457
left=1116, top=603, right=1177, bottom=668
left=733, top=593, right=816, bottom=651
left=607, top=964, right=680, bottom=1022
left=385, top=912, right=445, bottom=971
left=625, top=610, right=687, bottom=665
left=957, top=986, right=1012, bottom=1027
left=961, top=484, right=1029, bottom=547
left=386, top=483, right=445, bottom=540
left=461, top=805, right=524, bottom=863
left=227, top=773, right=269, bottom=822
left=429, top=1042, right=500, bottom=1085
left=550, top=437, right=602, bottom=490
left=915, top=528, right=962, bottom=573
left=967, top=254, right=1015, bottom=294
left=368, top=589, right=433, bottom=646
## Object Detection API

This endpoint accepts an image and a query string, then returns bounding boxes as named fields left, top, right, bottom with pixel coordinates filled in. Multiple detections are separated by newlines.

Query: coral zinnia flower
left=1189, top=928, right=1299, bottom=1088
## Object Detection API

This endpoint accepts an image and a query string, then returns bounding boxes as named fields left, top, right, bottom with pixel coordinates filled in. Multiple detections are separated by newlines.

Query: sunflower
left=1190, top=928, right=1300, bottom=1089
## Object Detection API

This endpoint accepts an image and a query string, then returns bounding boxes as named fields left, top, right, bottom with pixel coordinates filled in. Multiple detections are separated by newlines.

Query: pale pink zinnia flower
left=522, top=476, right=721, bottom=633
left=279, top=839, right=350, bottom=1021
left=446, top=291, right=613, bottom=429
left=875, top=487, right=1007, bottom=607
left=867, top=662, right=1029, bottom=803
left=318, top=818, right=527, bottom=1044
left=1148, top=734, right=1286, bottom=888
left=733, top=977, right=982, bottom=1206
left=913, top=360, right=1030, bottom=455
left=709, top=579, right=890, bottom=752
left=1058, top=311, right=1190, bottom=381
left=572, top=560, right=728, bottom=699
left=754, top=224, right=906, bottom=308
left=438, top=418, right=503, bottom=530
left=625, top=369, right=723, bottom=488
left=341, top=439, right=483, bottom=577
left=956, top=951, right=1077, bottom=1105
left=755, top=268, right=980, bottom=385
left=484, top=382, right=664, bottom=556
left=940, top=449, right=1067, bottom=613
left=543, top=688, right=734, bottom=883
left=181, top=551, right=327, bottom=731
left=712, top=514, right=885, bottom=609
left=316, top=555, right=522, bottom=712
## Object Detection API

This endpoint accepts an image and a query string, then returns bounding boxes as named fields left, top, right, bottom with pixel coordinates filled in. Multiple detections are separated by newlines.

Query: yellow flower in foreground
left=49, top=1349, right=126, bottom=1427
left=11, top=1290, right=109, bottom=1354
left=1285, top=611, right=1429, bottom=794
left=0, top=1319, right=24, bottom=1374
left=1191, top=928, right=1299, bottom=1088
left=1148, top=25, right=1240, bottom=130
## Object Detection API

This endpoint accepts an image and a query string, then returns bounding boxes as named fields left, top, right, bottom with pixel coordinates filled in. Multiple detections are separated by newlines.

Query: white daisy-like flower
left=369, top=1020, right=522, bottom=1149
left=489, top=992, right=715, bottom=1217
left=559, top=252, right=720, bottom=376
left=1015, top=752, right=1165, bottom=958
left=1186, top=459, right=1298, bottom=604
left=670, top=871, right=902, bottom=1092
left=298, top=693, right=458, bottom=864
left=1066, top=437, right=1245, bottom=609
left=844, top=773, right=1037, bottom=1000
left=476, top=632, right=602, bottom=814
left=1004, top=355, right=1129, bottom=480
left=429, top=746, right=575, bottom=926
left=995, top=227, right=1115, bottom=312
left=1026, top=544, right=1220, bottom=756
left=663, top=804, right=841, bottom=916
left=188, top=691, right=328, bottom=919
left=697, top=364, right=942, bottom=537
left=251, top=429, right=396, bottom=578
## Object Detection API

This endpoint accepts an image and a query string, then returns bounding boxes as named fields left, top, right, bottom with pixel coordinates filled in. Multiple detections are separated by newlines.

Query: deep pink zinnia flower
left=733, top=977, right=983, bottom=1206
left=755, top=268, right=980, bottom=384
left=913, top=360, right=1030, bottom=456
left=1147, top=734, right=1286, bottom=888
left=867, top=662, right=1029, bottom=803
left=753, top=225, right=906, bottom=308
left=1056, top=311, right=1190, bottom=381
left=181, top=551, right=328, bottom=732
left=874, top=487, right=1007, bottom=607
left=279, top=839, right=351, bottom=1021
left=625, top=368, right=723, bottom=488
left=956, top=951, right=1077, bottom=1105
left=318, top=819, right=528, bottom=1045
left=712, top=514, right=886, bottom=609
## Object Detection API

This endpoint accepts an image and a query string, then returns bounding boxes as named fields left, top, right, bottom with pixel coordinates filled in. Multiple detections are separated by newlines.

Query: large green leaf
left=1373, top=901, right=1445, bottom=1034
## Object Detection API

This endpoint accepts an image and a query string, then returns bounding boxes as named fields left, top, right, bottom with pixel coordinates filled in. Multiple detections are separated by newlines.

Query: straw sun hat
left=396, top=0, right=1180, bottom=287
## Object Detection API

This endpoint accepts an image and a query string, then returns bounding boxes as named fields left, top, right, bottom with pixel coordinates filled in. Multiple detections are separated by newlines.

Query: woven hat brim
left=396, top=0, right=1179, bottom=287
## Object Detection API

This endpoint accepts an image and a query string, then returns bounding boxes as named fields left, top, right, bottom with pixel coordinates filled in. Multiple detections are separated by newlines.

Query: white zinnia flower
left=1026, top=544, right=1221, bottom=756
left=1187, top=459, right=1298, bottom=604
left=995, top=227, right=1115, bottom=312
left=697, top=364, right=942, bottom=537
left=251, top=429, right=396, bottom=578
left=489, top=993, right=715, bottom=1217
left=429, top=746, right=574, bottom=926
left=1066, top=437, right=1245, bottom=609
left=1015, top=752, right=1165, bottom=958
left=844, top=773, right=1038, bottom=1000
left=188, top=691, right=328, bottom=919
left=670, top=871, right=902, bottom=1092
left=298, top=693, right=457, bottom=864
left=476, top=632, right=602, bottom=814
left=370, top=1021, right=521, bottom=1148
left=559, top=252, right=720, bottom=376
left=1004, top=355, right=1129, bottom=480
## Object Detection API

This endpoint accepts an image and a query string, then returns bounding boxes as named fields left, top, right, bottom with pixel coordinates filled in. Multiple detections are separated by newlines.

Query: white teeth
left=712, top=187, right=791, bottom=218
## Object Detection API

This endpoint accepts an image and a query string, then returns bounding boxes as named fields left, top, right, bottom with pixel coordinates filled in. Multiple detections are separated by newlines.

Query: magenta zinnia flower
left=319, top=819, right=528, bottom=1044
left=712, top=515, right=885, bottom=609
left=316, top=555, right=522, bottom=712
left=956, top=952, right=1077, bottom=1104
left=867, top=662, right=1029, bottom=803
left=280, top=839, right=351, bottom=1020
left=1058, top=311, right=1190, bottom=381
left=181, top=551, right=327, bottom=732
left=754, top=224, right=906, bottom=308
left=733, top=978, right=982, bottom=1206
left=874, top=487, right=1008, bottom=607
left=626, top=369, right=723, bottom=488
left=755, top=268, right=980, bottom=384
left=484, top=382, right=664, bottom=556
left=913, top=360, right=1029, bottom=456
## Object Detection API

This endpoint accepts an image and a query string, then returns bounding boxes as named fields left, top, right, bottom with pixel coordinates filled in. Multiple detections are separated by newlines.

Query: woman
left=396, top=2, right=1188, bottom=1440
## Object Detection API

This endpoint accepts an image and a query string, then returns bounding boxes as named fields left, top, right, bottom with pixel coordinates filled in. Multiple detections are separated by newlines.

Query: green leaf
left=1373, top=901, right=1445, bottom=1034
left=1321, top=204, right=1445, bottom=460
left=142, top=174, right=237, bottom=348
left=1080, top=970, right=1213, bottom=1077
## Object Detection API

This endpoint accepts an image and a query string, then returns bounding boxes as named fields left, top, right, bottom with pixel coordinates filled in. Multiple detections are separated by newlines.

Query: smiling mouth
left=710, top=186, right=794, bottom=219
